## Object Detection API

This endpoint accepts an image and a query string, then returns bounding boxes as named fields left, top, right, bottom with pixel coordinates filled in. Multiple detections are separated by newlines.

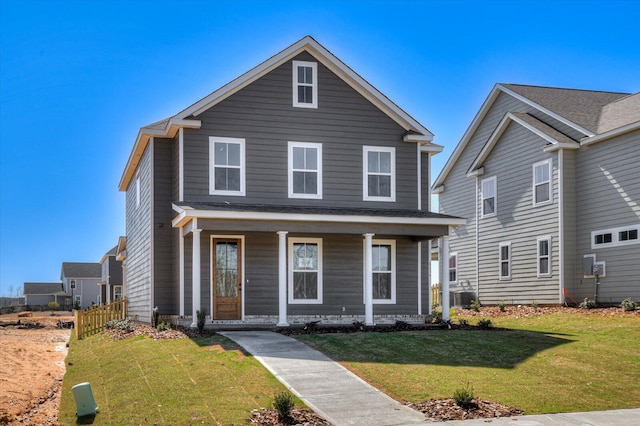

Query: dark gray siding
left=182, top=52, right=418, bottom=209
left=108, top=257, right=123, bottom=285
left=420, top=152, right=431, bottom=210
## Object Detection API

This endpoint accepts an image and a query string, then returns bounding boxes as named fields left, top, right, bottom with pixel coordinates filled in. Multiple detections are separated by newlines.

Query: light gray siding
left=561, top=149, right=576, bottom=301
left=574, top=129, right=640, bottom=302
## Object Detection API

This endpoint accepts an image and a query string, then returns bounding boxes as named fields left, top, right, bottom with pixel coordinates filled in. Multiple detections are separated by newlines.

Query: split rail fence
left=74, top=298, right=127, bottom=340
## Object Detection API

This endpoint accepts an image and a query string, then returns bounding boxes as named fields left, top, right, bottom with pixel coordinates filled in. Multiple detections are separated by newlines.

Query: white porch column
left=179, top=226, right=185, bottom=317
left=191, top=227, right=202, bottom=328
left=277, top=231, right=289, bottom=326
left=364, top=233, right=375, bottom=326
left=442, top=235, right=451, bottom=321
left=106, top=278, right=111, bottom=304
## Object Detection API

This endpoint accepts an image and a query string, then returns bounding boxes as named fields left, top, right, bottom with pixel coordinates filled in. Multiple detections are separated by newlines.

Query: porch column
left=179, top=226, right=185, bottom=317
left=277, top=231, right=289, bottom=326
left=364, top=233, right=375, bottom=326
left=106, top=278, right=111, bottom=304
left=442, top=235, right=451, bottom=321
left=191, top=227, right=202, bottom=328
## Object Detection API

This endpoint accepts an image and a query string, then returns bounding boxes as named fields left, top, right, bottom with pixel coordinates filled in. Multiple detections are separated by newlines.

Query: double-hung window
left=448, top=253, right=458, bottom=283
left=537, top=236, right=552, bottom=277
left=288, top=142, right=322, bottom=198
left=209, top=137, right=245, bottom=196
left=499, top=242, right=511, bottom=280
left=481, top=176, right=496, bottom=217
left=363, top=146, right=395, bottom=201
left=292, top=60, right=318, bottom=108
left=289, top=238, right=322, bottom=304
left=533, top=160, right=552, bottom=206
left=363, top=239, right=396, bottom=304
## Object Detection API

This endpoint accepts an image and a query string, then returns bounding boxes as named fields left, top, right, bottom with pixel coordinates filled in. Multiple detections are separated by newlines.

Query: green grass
left=59, top=333, right=298, bottom=425
left=297, top=312, right=640, bottom=414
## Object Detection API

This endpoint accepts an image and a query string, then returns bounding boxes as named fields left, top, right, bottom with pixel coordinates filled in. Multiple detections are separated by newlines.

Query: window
left=481, top=176, right=496, bottom=217
left=537, top=236, right=552, bottom=277
left=288, top=238, right=322, bottom=304
left=114, top=286, right=123, bottom=300
left=288, top=142, right=322, bottom=198
left=362, top=240, right=396, bottom=304
left=592, top=225, right=640, bottom=248
left=448, top=253, right=458, bottom=283
left=209, top=137, right=245, bottom=196
left=499, top=242, right=511, bottom=280
left=533, top=160, right=552, bottom=206
left=363, top=146, right=395, bottom=201
left=135, top=172, right=140, bottom=208
left=292, top=60, right=318, bottom=108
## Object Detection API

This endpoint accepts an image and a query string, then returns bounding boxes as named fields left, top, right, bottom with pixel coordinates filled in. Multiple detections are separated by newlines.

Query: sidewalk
left=221, top=331, right=639, bottom=426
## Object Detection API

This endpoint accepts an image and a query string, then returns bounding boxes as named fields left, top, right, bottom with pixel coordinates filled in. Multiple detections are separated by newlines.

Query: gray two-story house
left=60, top=262, right=102, bottom=309
left=119, top=36, right=464, bottom=326
left=98, top=245, right=124, bottom=304
left=434, top=84, right=640, bottom=306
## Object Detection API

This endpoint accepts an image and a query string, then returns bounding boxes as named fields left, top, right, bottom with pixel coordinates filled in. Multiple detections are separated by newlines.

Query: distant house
left=118, top=36, right=463, bottom=326
left=98, top=245, right=124, bottom=304
left=433, top=84, right=640, bottom=305
left=23, top=282, right=66, bottom=307
left=60, top=262, right=101, bottom=309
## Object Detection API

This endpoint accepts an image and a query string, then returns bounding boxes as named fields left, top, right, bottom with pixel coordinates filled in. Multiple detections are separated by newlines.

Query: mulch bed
left=102, top=324, right=217, bottom=340
left=407, top=398, right=524, bottom=421
left=456, top=305, right=639, bottom=318
left=250, top=408, right=331, bottom=426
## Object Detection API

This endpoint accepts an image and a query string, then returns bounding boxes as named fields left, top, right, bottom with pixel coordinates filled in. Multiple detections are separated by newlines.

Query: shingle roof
left=502, top=84, right=629, bottom=134
left=61, top=262, right=101, bottom=278
left=23, top=282, right=65, bottom=295
left=598, top=92, right=640, bottom=133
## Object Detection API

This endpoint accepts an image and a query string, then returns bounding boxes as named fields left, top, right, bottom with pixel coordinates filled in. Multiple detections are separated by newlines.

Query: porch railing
left=75, top=298, right=127, bottom=340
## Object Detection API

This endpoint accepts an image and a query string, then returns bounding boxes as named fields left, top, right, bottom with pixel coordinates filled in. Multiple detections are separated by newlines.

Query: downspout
left=475, top=176, right=480, bottom=301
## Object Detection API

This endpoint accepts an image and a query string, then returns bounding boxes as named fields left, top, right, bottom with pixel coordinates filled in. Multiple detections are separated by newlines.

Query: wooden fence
left=431, top=284, right=441, bottom=307
left=75, top=298, right=127, bottom=340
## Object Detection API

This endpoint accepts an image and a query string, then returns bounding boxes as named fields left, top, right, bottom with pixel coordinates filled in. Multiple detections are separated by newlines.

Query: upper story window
left=289, top=238, right=323, bottom=304
left=288, top=142, right=322, bottom=199
left=363, top=146, right=395, bottom=201
left=592, top=225, right=640, bottom=249
left=499, top=242, right=511, bottom=280
left=537, top=236, right=552, bottom=277
left=292, top=60, right=318, bottom=108
left=481, top=176, right=496, bottom=217
left=135, top=172, right=141, bottom=208
left=449, top=252, right=458, bottom=283
left=533, top=160, right=552, bottom=206
left=209, top=137, right=245, bottom=196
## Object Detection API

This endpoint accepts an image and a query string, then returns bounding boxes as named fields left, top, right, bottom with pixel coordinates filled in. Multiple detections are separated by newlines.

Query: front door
left=212, top=238, right=242, bottom=320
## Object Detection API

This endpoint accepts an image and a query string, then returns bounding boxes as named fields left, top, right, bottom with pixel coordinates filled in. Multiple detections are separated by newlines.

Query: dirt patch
left=0, top=312, right=72, bottom=425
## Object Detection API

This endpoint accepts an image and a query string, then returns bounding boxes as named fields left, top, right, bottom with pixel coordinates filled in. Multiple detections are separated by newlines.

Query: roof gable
left=119, top=36, right=439, bottom=191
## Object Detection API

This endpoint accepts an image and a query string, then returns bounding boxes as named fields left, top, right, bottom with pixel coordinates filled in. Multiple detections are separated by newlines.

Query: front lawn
left=59, top=332, right=295, bottom=425
left=296, top=310, right=640, bottom=414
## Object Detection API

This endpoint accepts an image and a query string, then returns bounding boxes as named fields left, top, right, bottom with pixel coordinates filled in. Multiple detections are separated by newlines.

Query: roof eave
left=581, top=120, right=640, bottom=146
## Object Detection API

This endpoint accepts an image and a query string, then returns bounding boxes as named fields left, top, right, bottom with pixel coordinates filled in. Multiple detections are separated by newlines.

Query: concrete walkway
left=221, top=331, right=639, bottom=426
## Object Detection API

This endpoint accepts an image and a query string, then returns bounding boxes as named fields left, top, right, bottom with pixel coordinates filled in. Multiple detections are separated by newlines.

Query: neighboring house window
left=288, top=142, right=322, bottom=198
left=209, top=137, right=245, bottom=196
left=363, top=146, right=395, bottom=201
left=363, top=239, right=396, bottom=304
left=448, top=252, right=458, bottom=284
left=288, top=238, right=322, bottom=304
left=592, top=225, right=640, bottom=249
left=537, top=236, right=552, bottom=277
left=114, top=286, right=123, bottom=300
left=135, top=172, right=140, bottom=208
left=292, top=60, right=318, bottom=108
left=481, top=176, right=496, bottom=217
left=499, top=242, right=511, bottom=280
left=533, top=160, right=552, bottom=206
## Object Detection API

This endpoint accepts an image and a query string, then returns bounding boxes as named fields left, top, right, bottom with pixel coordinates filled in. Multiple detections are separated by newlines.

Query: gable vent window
left=592, top=225, right=640, bottom=249
left=293, top=61, right=318, bottom=108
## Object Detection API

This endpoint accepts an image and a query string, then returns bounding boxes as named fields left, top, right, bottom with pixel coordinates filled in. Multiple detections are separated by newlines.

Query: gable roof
left=24, top=282, right=65, bottom=295
left=433, top=83, right=631, bottom=190
left=100, top=245, right=118, bottom=264
left=60, top=262, right=101, bottom=279
left=119, top=36, right=440, bottom=191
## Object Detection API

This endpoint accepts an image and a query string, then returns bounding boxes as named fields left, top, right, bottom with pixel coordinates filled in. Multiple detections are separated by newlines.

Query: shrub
left=621, top=298, right=637, bottom=311
left=453, top=383, right=476, bottom=409
left=477, top=318, right=493, bottom=329
left=156, top=321, right=172, bottom=331
left=48, top=301, right=60, bottom=310
left=458, top=318, right=469, bottom=327
left=497, top=299, right=506, bottom=312
left=106, top=319, right=134, bottom=332
left=73, top=300, right=81, bottom=310
left=531, top=300, right=538, bottom=311
left=152, top=306, right=160, bottom=327
left=273, top=391, right=295, bottom=421
left=470, top=299, right=481, bottom=312
left=579, top=298, right=597, bottom=309
left=196, top=309, right=206, bottom=335
left=431, top=308, right=442, bottom=323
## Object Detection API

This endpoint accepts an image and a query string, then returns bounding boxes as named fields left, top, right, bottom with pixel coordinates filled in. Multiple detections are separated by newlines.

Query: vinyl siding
left=574, top=129, right=640, bottom=301
left=561, top=149, right=577, bottom=300
left=182, top=52, right=418, bottom=209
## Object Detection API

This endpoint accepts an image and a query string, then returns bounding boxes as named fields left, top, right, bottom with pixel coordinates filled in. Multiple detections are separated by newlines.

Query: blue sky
left=1, top=0, right=638, bottom=296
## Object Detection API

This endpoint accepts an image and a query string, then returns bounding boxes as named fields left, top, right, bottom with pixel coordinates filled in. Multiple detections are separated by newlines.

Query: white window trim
left=209, top=136, right=246, bottom=196
left=537, top=236, right=552, bottom=278
left=591, top=224, right=640, bottom=249
left=499, top=241, right=512, bottom=280
left=363, top=146, right=396, bottom=202
left=288, top=237, right=323, bottom=304
left=533, top=159, right=552, bottom=207
left=481, top=176, right=497, bottom=218
left=292, top=60, right=318, bottom=109
left=362, top=239, right=396, bottom=304
left=288, top=141, right=322, bottom=199
left=135, top=172, right=141, bottom=209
